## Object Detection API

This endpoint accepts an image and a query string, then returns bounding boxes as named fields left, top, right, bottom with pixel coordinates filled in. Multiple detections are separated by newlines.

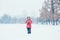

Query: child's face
left=27, top=17, right=30, bottom=19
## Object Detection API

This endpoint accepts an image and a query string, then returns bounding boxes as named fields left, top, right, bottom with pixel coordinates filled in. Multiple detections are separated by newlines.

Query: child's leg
left=27, top=28, right=29, bottom=34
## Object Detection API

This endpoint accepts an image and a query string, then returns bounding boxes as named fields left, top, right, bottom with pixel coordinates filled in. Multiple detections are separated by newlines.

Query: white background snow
left=0, top=24, right=60, bottom=40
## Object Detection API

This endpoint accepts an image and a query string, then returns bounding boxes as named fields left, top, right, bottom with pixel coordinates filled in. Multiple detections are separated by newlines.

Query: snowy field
left=0, top=24, right=60, bottom=40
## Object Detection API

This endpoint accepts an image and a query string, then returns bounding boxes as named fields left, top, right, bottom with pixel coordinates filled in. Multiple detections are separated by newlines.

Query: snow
left=0, top=24, right=60, bottom=40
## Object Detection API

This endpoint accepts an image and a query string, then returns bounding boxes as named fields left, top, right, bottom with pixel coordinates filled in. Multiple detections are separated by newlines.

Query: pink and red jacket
left=26, top=19, right=32, bottom=28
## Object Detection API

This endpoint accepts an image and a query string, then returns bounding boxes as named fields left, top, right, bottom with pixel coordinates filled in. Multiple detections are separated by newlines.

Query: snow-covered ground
left=0, top=24, right=60, bottom=40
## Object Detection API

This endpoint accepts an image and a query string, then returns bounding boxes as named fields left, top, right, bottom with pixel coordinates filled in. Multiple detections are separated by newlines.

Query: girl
left=26, top=16, right=32, bottom=34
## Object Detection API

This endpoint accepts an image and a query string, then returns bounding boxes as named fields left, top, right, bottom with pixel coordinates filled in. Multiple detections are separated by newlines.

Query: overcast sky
left=0, top=0, right=44, bottom=17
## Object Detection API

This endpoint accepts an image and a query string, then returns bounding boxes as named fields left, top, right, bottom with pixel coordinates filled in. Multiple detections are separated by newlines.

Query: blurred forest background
left=0, top=0, right=60, bottom=25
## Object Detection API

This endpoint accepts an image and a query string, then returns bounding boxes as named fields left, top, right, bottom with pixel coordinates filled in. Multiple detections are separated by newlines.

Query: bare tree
left=40, top=0, right=60, bottom=25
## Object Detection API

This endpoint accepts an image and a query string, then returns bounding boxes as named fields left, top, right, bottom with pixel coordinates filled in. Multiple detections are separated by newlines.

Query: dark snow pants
left=27, top=28, right=31, bottom=34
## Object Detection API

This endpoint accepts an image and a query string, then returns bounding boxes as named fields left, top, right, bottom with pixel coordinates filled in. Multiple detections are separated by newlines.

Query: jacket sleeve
left=31, top=20, right=32, bottom=24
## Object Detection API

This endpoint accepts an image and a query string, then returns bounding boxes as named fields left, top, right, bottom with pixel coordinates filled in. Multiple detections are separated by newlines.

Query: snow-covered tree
left=40, top=0, right=60, bottom=25
left=40, top=0, right=60, bottom=20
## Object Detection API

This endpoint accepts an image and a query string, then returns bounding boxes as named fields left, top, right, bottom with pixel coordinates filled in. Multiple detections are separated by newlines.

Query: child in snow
left=26, top=16, right=32, bottom=34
